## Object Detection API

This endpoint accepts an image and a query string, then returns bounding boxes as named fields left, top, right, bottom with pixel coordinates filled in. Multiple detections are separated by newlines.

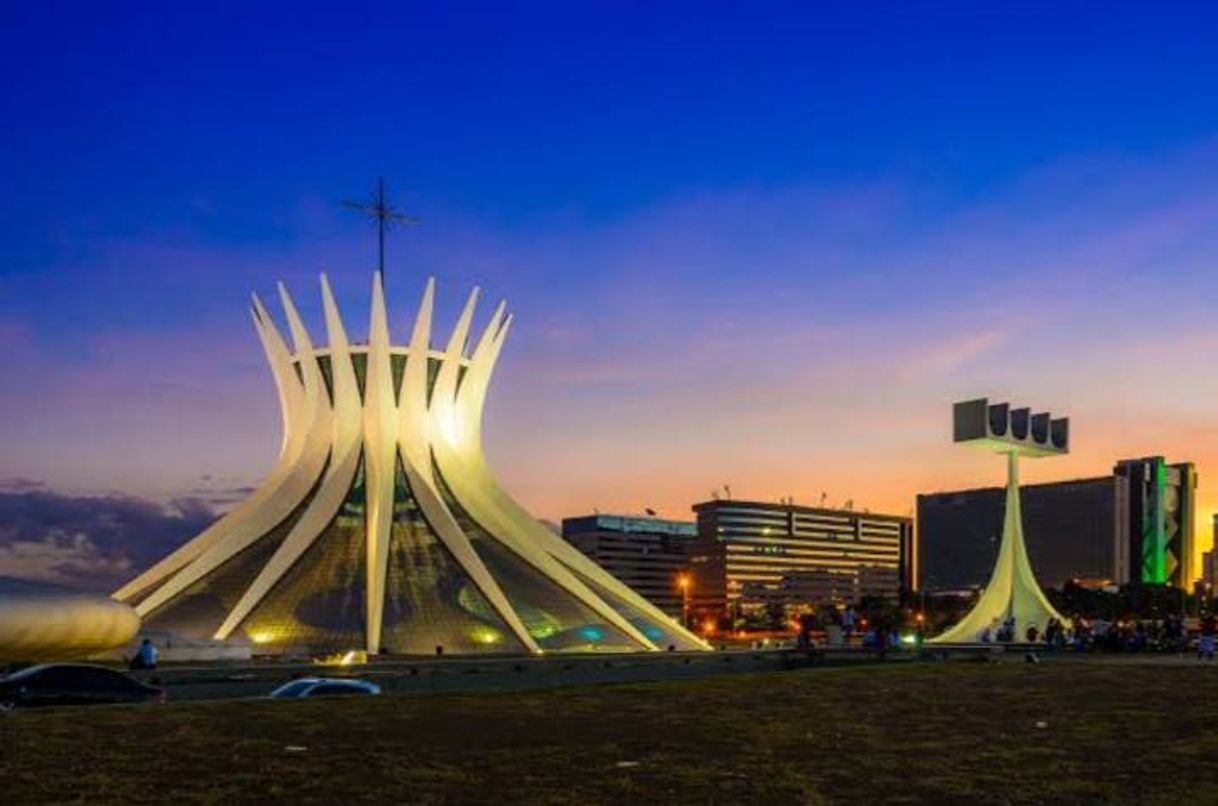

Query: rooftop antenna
left=342, top=177, right=418, bottom=280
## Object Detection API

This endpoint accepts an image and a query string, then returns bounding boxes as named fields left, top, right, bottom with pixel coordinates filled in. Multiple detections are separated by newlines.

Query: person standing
left=1199, top=613, right=1216, bottom=662
left=841, top=606, right=856, bottom=644
left=130, top=638, right=158, bottom=670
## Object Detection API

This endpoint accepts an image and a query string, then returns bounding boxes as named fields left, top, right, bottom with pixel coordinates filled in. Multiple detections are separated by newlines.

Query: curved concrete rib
left=133, top=284, right=333, bottom=619
left=430, top=307, right=658, bottom=651
left=394, top=281, right=539, bottom=653
left=215, top=274, right=363, bottom=640
left=398, top=448, right=541, bottom=654
left=399, top=277, right=435, bottom=486
left=113, top=300, right=307, bottom=602
left=363, top=272, right=399, bottom=652
left=254, top=293, right=306, bottom=461
left=932, top=451, right=1066, bottom=643
left=431, top=286, right=480, bottom=451
left=434, top=443, right=656, bottom=650
left=456, top=314, right=708, bottom=649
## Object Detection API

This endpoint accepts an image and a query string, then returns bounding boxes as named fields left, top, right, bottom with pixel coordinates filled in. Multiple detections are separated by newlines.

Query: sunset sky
left=3, top=4, right=1218, bottom=581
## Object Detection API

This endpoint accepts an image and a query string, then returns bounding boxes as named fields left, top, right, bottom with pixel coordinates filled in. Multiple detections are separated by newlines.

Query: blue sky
left=3, top=2, right=1218, bottom=566
left=6, top=3, right=1214, bottom=266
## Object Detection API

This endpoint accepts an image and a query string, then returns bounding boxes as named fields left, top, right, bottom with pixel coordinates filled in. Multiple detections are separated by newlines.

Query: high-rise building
left=686, top=500, right=913, bottom=621
left=1114, top=458, right=1196, bottom=588
left=917, top=456, right=1196, bottom=592
left=560, top=515, right=696, bottom=617
left=1200, top=516, right=1218, bottom=595
left=918, top=477, right=1116, bottom=591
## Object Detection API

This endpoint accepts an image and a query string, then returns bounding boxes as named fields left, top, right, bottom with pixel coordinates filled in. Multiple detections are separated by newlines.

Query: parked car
left=268, top=677, right=381, bottom=699
left=0, top=663, right=165, bottom=709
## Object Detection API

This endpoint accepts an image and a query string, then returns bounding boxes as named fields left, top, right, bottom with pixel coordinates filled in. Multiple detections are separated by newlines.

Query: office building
left=561, top=514, right=697, bottom=617
left=1200, top=515, right=1218, bottom=594
left=918, top=477, right=1116, bottom=591
left=1113, top=458, right=1196, bottom=588
left=918, top=456, right=1196, bottom=593
left=686, top=499, right=913, bottom=621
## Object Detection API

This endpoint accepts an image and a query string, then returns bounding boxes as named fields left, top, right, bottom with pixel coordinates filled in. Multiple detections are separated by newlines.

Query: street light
left=677, top=573, right=692, bottom=629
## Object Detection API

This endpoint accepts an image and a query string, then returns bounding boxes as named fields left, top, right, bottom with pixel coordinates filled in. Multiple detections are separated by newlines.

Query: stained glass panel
left=236, top=458, right=368, bottom=654
left=141, top=484, right=318, bottom=640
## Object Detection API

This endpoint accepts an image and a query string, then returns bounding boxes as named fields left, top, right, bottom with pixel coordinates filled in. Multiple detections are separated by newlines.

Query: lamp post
left=677, top=573, right=692, bottom=629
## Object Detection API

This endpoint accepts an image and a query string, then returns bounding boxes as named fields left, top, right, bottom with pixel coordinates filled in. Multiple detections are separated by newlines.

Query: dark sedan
left=0, top=663, right=165, bottom=709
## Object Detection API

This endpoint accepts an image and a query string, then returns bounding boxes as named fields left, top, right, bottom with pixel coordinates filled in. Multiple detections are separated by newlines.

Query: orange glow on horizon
left=498, top=426, right=1218, bottom=587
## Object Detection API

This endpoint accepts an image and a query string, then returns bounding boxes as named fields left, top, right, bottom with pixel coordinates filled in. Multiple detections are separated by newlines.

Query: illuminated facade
left=114, top=274, right=708, bottom=655
left=1113, top=457, right=1195, bottom=589
left=931, top=398, right=1070, bottom=643
left=687, top=499, right=912, bottom=621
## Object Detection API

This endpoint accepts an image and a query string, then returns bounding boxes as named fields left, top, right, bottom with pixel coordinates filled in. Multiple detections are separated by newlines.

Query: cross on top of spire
left=342, top=177, right=418, bottom=277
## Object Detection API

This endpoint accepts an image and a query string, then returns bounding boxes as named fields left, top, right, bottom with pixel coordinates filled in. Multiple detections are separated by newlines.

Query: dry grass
left=3, top=661, right=1217, bottom=804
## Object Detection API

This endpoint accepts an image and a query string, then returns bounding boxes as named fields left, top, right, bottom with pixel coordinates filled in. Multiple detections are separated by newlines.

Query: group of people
left=980, top=615, right=1065, bottom=643
left=983, top=616, right=1018, bottom=643
left=977, top=613, right=1218, bottom=658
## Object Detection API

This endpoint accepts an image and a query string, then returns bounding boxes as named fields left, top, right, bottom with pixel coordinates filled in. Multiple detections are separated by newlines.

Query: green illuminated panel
left=1141, top=460, right=1167, bottom=585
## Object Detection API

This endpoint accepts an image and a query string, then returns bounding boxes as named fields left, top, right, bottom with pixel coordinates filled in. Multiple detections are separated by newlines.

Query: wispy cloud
left=908, top=329, right=1010, bottom=376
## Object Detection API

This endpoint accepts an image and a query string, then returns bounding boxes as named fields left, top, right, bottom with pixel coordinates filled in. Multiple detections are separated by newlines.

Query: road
left=127, top=646, right=930, bottom=701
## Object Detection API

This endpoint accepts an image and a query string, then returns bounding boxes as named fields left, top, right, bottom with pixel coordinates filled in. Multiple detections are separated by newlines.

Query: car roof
left=3, top=663, right=123, bottom=682
left=306, top=678, right=370, bottom=685
left=275, top=677, right=369, bottom=688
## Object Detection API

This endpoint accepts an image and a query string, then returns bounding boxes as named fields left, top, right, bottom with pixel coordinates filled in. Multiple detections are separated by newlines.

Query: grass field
left=3, top=660, right=1218, bottom=804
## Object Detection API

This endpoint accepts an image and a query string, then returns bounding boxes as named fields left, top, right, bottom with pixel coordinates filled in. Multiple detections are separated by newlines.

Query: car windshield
left=270, top=680, right=318, bottom=698
left=306, top=683, right=366, bottom=696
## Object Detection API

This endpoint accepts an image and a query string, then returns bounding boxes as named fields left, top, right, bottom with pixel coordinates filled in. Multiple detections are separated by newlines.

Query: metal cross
left=342, top=177, right=418, bottom=278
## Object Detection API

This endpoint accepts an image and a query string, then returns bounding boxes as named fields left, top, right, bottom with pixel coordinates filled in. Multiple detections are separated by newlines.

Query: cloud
left=0, top=487, right=217, bottom=592
left=908, top=329, right=1010, bottom=376
left=0, top=477, right=47, bottom=493
left=0, top=534, right=132, bottom=586
left=185, top=478, right=257, bottom=510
